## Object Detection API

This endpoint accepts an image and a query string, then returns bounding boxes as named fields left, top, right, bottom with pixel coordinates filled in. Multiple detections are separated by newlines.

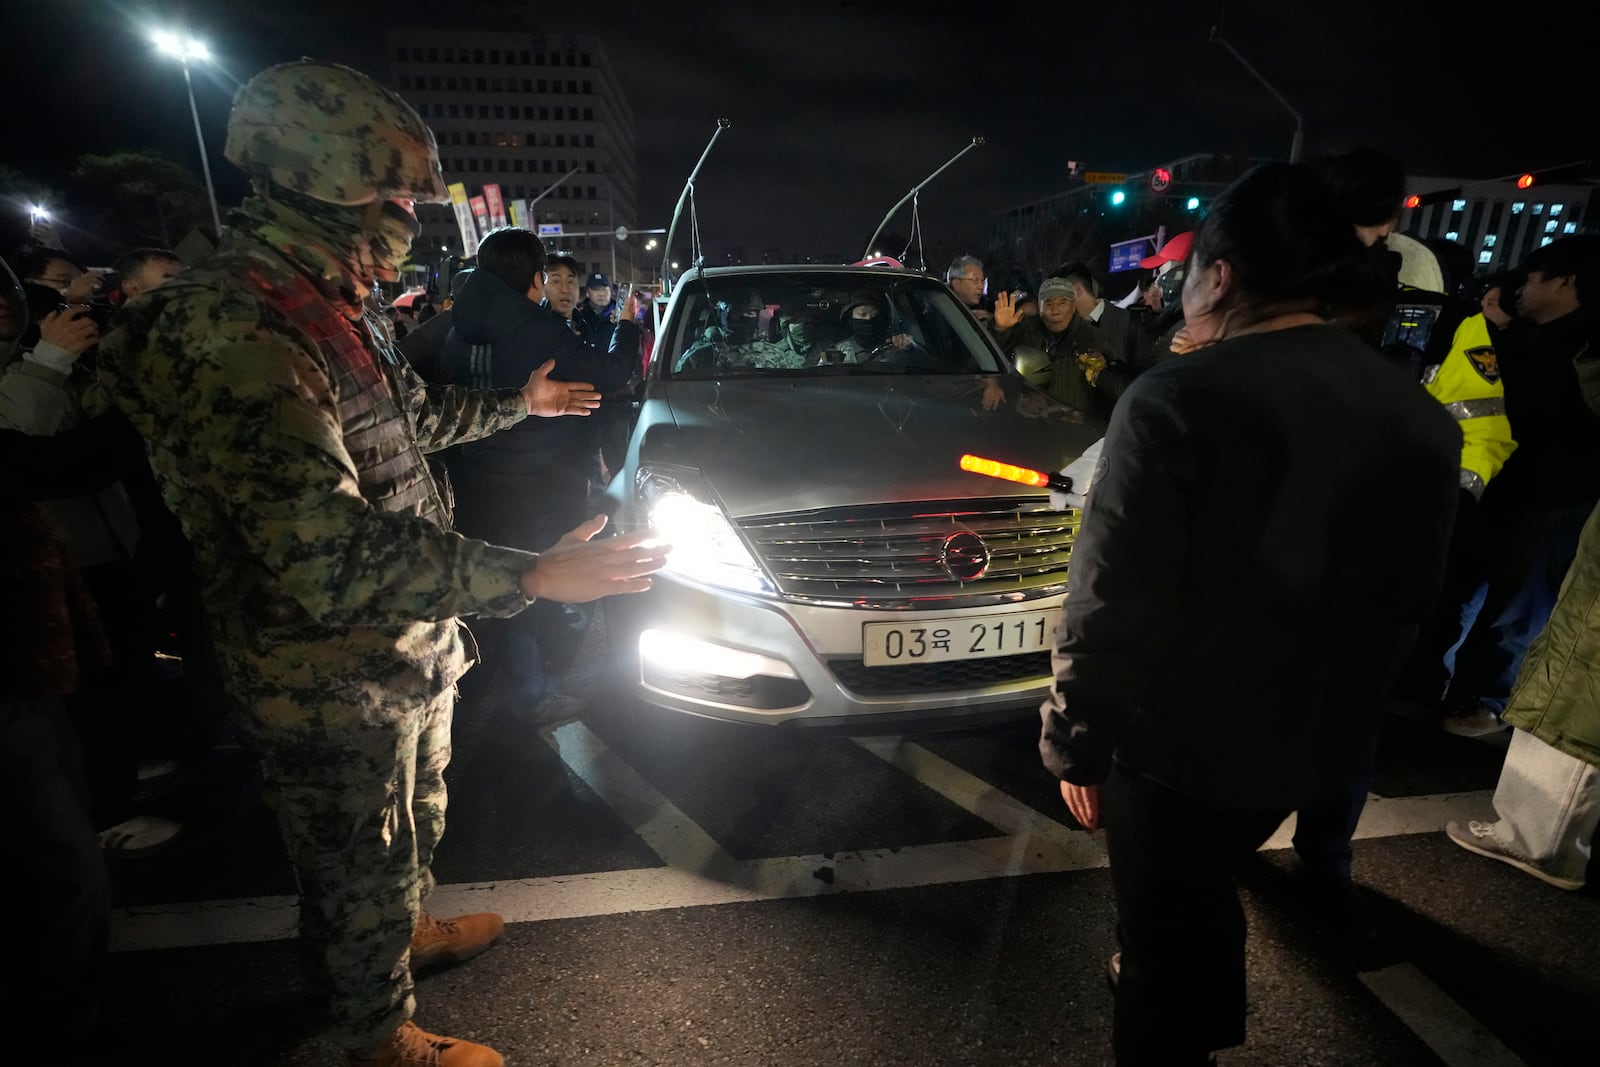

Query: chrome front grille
left=739, top=499, right=1079, bottom=609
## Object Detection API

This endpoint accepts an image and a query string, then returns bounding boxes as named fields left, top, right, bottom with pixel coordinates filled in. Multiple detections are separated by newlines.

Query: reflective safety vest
left=1422, top=313, right=1517, bottom=498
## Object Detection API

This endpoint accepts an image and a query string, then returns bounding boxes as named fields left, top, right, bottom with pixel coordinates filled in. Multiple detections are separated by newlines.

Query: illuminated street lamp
left=645, top=238, right=658, bottom=251
left=152, top=30, right=224, bottom=237
left=26, top=203, right=52, bottom=240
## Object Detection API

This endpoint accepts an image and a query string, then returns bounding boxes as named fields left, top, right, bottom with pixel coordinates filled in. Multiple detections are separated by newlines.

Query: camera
left=58, top=300, right=118, bottom=331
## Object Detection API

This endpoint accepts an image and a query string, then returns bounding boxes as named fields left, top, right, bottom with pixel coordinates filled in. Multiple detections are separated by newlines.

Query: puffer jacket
left=1503, top=334, right=1600, bottom=766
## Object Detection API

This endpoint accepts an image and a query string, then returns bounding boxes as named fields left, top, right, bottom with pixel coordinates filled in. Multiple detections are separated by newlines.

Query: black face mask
left=724, top=314, right=759, bottom=343
left=1157, top=265, right=1187, bottom=308
left=849, top=315, right=889, bottom=348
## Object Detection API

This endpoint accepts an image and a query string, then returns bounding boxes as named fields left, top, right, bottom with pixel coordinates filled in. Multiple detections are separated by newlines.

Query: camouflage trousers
left=236, top=682, right=454, bottom=1048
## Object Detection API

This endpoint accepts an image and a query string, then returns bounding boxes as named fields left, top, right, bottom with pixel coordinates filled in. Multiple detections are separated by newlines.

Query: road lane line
left=107, top=721, right=1493, bottom=954
left=544, top=721, right=738, bottom=875
left=855, top=738, right=1493, bottom=856
left=1259, top=791, right=1497, bottom=850
left=111, top=831, right=1106, bottom=951
left=1360, top=963, right=1529, bottom=1067
left=853, top=736, right=1097, bottom=852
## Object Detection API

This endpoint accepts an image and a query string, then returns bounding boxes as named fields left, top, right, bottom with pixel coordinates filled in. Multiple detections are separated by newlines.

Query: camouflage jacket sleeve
left=104, top=287, right=537, bottom=625
left=388, top=333, right=528, bottom=454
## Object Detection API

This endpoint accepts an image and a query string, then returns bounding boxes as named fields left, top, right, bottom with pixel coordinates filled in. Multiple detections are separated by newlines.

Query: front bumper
left=607, top=573, right=1063, bottom=728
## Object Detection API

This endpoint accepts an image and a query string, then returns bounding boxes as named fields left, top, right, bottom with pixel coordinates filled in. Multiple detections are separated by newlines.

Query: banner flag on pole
left=448, top=183, right=479, bottom=258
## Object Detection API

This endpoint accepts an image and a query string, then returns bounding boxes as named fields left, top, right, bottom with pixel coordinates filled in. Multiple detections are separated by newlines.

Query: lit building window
left=1533, top=203, right=1544, bottom=214
left=1541, top=237, right=1554, bottom=247
left=1545, top=220, right=1559, bottom=232
left=1512, top=202, right=1525, bottom=213
left=1566, top=223, right=1579, bottom=234
left=1551, top=204, right=1565, bottom=214
left=1451, top=199, right=1467, bottom=212
left=1484, top=235, right=1496, bottom=247
left=1479, top=251, right=1493, bottom=264
left=1445, top=231, right=1459, bottom=241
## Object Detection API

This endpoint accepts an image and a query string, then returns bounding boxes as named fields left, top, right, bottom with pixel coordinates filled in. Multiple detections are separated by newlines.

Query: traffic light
left=1516, top=161, right=1592, bottom=187
left=1186, top=196, right=1201, bottom=211
left=1110, top=189, right=1127, bottom=206
left=1403, top=195, right=1421, bottom=209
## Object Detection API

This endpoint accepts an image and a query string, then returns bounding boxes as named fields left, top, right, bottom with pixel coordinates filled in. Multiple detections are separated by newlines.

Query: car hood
left=654, top=376, right=1103, bottom=518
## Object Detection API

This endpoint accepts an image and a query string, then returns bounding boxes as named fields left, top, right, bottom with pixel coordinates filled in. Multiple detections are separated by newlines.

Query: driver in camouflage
left=99, top=61, right=667, bottom=1067
left=673, top=289, right=808, bottom=371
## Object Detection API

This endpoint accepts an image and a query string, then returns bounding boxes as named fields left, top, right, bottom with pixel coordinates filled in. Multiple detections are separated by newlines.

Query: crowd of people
left=2, top=55, right=1597, bottom=1067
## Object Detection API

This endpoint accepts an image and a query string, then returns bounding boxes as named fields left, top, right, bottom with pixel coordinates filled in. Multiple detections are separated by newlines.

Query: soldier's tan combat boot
left=410, top=911, right=505, bottom=972
left=347, top=1021, right=504, bottom=1067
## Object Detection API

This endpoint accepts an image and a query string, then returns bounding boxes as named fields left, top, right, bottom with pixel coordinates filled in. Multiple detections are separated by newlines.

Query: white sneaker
left=98, top=815, right=182, bottom=856
left=1442, top=706, right=1509, bottom=738
left=1444, top=820, right=1583, bottom=891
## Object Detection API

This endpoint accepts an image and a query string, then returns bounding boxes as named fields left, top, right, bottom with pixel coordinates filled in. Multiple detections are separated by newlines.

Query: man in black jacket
left=1439, top=236, right=1600, bottom=735
left=440, top=229, right=639, bottom=718
left=1039, top=164, right=1460, bottom=1065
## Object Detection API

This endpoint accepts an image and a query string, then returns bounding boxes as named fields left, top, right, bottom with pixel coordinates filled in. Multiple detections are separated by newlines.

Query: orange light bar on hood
left=959, top=454, right=1071, bottom=492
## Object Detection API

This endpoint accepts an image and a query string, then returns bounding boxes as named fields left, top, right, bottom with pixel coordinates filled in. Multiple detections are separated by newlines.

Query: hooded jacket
left=440, top=267, right=636, bottom=474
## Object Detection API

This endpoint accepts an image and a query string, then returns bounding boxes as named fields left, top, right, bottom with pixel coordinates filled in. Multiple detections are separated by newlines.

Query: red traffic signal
left=1517, top=173, right=1535, bottom=189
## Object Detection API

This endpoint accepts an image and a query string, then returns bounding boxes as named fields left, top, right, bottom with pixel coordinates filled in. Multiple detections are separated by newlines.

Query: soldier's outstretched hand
left=523, top=359, right=602, bottom=418
left=518, top=514, right=671, bottom=603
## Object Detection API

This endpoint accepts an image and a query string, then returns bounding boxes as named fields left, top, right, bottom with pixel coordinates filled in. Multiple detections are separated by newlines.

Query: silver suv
left=604, top=265, right=1100, bottom=728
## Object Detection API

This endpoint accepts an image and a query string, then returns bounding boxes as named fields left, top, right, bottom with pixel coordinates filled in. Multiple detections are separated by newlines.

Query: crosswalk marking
left=1361, top=964, right=1530, bottom=1067
left=108, top=724, right=1493, bottom=953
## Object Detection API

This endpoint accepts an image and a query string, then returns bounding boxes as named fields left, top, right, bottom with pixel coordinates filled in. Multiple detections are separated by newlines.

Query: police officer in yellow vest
left=1423, top=310, right=1517, bottom=499
left=100, top=61, right=668, bottom=1066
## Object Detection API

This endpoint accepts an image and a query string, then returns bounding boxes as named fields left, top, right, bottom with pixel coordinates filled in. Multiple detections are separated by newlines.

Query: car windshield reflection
left=663, top=272, right=1002, bottom=379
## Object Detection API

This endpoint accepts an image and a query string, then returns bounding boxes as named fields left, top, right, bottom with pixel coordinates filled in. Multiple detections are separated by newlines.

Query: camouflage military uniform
left=674, top=326, right=809, bottom=372
left=99, top=64, right=534, bottom=1053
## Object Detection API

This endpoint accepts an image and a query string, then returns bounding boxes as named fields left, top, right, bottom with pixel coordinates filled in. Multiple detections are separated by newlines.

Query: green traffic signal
left=1186, top=197, right=1200, bottom=211
left=1110, top=190, right=1127, bottom=206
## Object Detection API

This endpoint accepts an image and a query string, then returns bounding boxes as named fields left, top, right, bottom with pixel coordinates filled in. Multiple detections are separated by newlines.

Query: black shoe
left=1304, top=876, right=1377, bottom=953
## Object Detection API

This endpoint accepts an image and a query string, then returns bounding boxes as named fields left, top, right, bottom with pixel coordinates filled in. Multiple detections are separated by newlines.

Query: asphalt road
left=98, top=654, right=1597, bottom=1066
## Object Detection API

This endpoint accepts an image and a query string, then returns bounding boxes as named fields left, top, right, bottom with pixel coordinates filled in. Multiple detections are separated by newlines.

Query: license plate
left=862, top=609, right=1057, bottom=667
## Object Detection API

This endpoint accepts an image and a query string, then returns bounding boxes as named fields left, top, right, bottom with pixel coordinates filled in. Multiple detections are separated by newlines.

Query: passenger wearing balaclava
left=675, top=289, right=808, bottom=371
left=824, top=290, right=917, bottom=364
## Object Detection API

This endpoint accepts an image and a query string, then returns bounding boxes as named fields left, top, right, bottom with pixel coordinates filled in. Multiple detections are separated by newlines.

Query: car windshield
left=661, top=271, right=1004, bottom=379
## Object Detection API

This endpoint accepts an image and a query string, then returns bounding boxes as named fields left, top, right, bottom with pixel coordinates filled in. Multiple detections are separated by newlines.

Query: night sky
left=2, top=0, right=1581, bottom=259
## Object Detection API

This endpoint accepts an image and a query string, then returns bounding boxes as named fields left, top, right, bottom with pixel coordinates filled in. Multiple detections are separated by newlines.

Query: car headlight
left=636, top=466, right=773, bottom=594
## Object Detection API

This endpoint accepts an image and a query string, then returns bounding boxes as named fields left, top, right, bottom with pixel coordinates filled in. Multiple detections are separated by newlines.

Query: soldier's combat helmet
left=224, top=60, right=448, bottom=206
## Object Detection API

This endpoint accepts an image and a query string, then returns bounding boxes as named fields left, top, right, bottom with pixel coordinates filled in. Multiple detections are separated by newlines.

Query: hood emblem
left=940, top=531, right=991, bottom=582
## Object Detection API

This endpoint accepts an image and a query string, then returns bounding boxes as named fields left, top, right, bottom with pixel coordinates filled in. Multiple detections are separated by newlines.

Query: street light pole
left=1209, top=26, right=1303, bottom=163
left=154, top=31, right=224, bottom=238
left=182, top=61, right=224, bottom=236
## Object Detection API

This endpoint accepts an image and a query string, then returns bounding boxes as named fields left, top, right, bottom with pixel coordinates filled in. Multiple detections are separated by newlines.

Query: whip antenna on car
left=861, top=137, right=985, bottom=266
left=661, top=118, right=731, bottom=298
